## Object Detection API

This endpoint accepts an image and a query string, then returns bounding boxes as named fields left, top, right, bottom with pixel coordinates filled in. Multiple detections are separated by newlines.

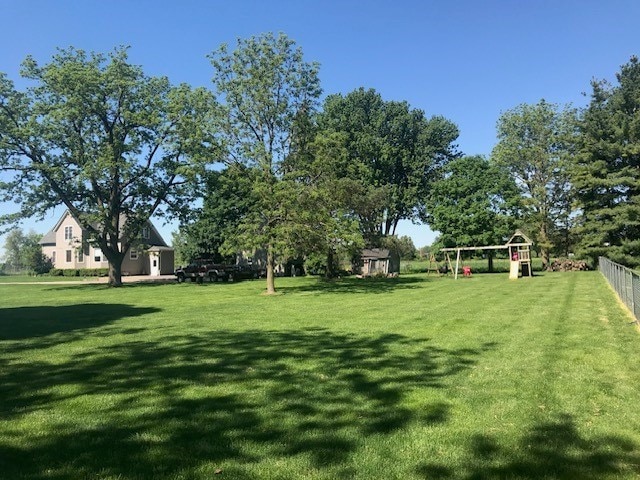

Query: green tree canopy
left=318, top=87, right=460, bottom=244
left=492, top=100, right=577, bottom=269
left=173, top=164, right=258, bottom=265
left=208, top=32, right=322, bottom=294
left=425, top=155, right=521, bottom=270
left=0, top=47, right=219, bottom=285
left=573, top=56, right=640, bottom=267
left=2, top=228, right=51, bottom=274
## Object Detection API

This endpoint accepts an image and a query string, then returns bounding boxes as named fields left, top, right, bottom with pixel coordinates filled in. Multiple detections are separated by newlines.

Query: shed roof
left=147, top=246, right=174, bottom=252
left=361, top=248, right=392, bottom=259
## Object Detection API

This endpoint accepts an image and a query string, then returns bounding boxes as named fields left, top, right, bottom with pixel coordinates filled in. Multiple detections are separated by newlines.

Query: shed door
left=150, top=253, right=160, bottom=276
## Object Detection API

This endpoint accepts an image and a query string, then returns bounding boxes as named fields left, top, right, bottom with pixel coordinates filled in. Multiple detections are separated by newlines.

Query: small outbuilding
left=358, top=248, right=400, bottom=277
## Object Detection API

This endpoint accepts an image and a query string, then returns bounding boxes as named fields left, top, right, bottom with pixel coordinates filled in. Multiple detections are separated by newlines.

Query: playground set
left=435, top=230, right=534, bottom=280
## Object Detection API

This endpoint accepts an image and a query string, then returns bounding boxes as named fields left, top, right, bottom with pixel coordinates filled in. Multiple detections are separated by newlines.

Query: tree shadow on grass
left=0, top=328, right=494, bottom=479
left=0, top=303, right=160, bottom=341
left=280, top=275, right=429, bottom=295
left=416, top=414, right=640, bottom=479
left=42, top=281, right=175, bottom=292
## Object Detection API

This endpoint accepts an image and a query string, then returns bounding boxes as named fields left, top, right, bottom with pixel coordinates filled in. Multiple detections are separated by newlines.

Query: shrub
left=51, top=268, right=109, bottom=277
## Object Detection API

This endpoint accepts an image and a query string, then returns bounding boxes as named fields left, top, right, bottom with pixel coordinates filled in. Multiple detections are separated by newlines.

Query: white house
left=39, top=210, right=174, bottom=276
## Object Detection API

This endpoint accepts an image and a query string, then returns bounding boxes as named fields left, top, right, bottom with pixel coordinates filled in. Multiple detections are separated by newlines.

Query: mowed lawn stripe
left=1, top=272, right=639, bottom=479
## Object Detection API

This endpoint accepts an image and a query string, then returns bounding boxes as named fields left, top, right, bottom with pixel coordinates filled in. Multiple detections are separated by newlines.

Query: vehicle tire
left=177, top=274, right=185, bottom=283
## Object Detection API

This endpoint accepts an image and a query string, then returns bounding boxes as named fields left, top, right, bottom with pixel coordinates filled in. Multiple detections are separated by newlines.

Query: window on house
left=64, top=226, right=73, bottom=240
left=142, top=226, right=150, bottom=239
left=130, top=249, right=138, bottom=260
left=52, top=251, right=56, bottom=264
left=94, top=248, right=102, bottom=262
left=77, top=250, right=84, bottom=263
left=66, top=250, right=72, bottom=263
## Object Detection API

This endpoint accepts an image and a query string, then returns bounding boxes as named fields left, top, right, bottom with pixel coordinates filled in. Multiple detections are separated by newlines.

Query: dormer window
left=64, top=226, right=73, bottom=241
left=142, top=226, right=150, bottom=239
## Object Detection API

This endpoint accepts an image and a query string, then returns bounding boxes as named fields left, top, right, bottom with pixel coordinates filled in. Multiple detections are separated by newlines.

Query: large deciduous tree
left=2, top=228, right=51, bottom=274
left=173, top=164, right=257, bottom=264
left=425, top=155, right=521, bottom=271
left=0, top=47, right=218, bottom=286
left=208, top=33, right=322, bottom=294
left=288, top=130, right=365, bottom=278
left=492, top=100, right=576, bottom=269
left=573, top=56, right=640, bottom=267
left=318, top=88, right=459, bottom=244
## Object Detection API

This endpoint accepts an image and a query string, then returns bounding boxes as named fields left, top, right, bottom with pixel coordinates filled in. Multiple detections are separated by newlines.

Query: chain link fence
left=599, top=256, right=640, bottom=321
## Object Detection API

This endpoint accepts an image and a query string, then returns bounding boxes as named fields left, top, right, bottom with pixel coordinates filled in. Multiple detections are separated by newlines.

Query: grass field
left=1, top=272, right=639, bottom=479
left=0, top=274, right=97, bottom=283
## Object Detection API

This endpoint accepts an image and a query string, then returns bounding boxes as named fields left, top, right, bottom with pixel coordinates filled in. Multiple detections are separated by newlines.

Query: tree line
left=1, top=32, right=639, bottom=289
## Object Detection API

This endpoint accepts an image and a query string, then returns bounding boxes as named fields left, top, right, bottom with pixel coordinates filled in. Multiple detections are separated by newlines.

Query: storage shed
left=358, top=248, right=400, bottom=277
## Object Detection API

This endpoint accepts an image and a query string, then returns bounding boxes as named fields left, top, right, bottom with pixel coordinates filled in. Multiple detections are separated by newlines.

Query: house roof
left=38, top=209, right=170, bottom=247
left=39, top=230, right=56, bottom=246
left=39, top=210, right=74, bottom=245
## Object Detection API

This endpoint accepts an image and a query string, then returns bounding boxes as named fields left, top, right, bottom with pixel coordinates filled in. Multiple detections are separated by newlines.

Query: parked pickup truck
left=175, top=260, right=264, bottom=283
left=174, top=259, right=232, bottom=283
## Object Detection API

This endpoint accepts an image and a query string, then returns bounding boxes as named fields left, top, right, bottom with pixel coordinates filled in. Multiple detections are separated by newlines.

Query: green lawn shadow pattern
left=0, top=303, right=160, bottom=341
left=1, top=326, right=490, bottom=479
left=280, top=275, right=428, bottom=295
left=417, top=414, right=639, bottom=479
left=1, top=273, right=640, bottom=479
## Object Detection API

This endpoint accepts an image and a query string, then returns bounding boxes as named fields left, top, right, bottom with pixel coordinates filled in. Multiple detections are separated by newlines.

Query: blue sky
left=1, top=0, right=639, bottom=252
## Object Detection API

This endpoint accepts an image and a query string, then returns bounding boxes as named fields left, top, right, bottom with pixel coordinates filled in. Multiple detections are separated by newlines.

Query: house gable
left=40, top=210, right=173, bottom=274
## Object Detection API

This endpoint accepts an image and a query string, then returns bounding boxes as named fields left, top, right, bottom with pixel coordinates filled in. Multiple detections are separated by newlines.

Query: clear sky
left=1, top=0, right=639, bottom=253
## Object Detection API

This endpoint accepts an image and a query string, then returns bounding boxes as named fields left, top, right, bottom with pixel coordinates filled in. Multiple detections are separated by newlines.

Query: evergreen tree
left=574, top=56, right=640, bottom=267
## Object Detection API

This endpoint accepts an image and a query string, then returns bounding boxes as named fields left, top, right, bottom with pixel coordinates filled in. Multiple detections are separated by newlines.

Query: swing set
left=439, top=230, right=534, bottom=280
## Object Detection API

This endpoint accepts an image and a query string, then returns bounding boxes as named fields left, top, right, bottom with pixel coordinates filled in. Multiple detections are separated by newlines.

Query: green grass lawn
left=1, top=272, right=639, bottom=479
left=0, top=274, right=95, bottom=283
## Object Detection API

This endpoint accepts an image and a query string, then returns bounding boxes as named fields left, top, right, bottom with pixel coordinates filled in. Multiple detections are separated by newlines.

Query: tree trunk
left=326, top=247, right=336, bottom=279
left=539, top=222, right=552, bottom=271
left=265, top=245, right=276, bottom=295
left=541, top=248, right=551, bottom=271
left=108, top=261, right=123, bottom=287
left=487, top=251, right=494, bottom=273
